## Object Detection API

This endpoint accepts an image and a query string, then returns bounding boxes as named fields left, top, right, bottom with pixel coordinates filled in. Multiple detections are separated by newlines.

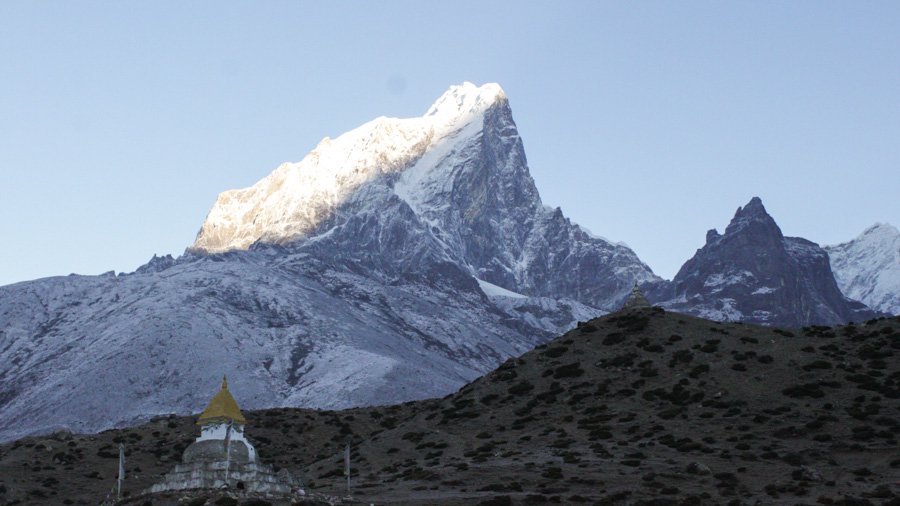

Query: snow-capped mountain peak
left=859, top=222, right=896, bottom=241
left=190, top=83, right=506, bottom=255
left=189, top=82, right=657, bottom=309
left=2, top=82, right=657, bottom=442
left=825, top=222, right=900, bottom=315
left=425, top=81, right=506, bottom=119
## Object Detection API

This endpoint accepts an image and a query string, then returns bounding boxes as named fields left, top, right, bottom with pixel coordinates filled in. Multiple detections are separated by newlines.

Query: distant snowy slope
left=825, top=223, right=900, bottom=316
left=0, top=250, right=602, bottom=443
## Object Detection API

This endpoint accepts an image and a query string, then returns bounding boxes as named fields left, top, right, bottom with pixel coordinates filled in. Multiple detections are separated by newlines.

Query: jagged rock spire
left=623, top=282, right=651, bottom=310
left=662, top=196, right=881, bottom=326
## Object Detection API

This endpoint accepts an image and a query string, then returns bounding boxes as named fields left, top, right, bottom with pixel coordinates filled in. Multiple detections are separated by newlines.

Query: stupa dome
left=197, top=376, right=247, bottom=426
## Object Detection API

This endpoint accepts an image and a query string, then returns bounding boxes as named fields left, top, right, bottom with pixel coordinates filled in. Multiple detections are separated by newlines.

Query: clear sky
left=1, top=2, right=898, bottom=287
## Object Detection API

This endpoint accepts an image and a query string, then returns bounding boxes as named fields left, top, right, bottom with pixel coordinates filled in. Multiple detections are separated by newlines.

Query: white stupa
left=145, top=376, right=299, bottom=496
left=623, top=282, right=651, bottom=310
left=182, top=375, right=257, bottom=464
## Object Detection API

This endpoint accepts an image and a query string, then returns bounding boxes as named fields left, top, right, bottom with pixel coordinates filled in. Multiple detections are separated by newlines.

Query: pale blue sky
left=1, top=2, right=898, bottom=287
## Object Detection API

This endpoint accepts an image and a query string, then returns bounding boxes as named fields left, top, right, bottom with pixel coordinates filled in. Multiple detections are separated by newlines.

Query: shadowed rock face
left=653, top=197, right=880, bottom=327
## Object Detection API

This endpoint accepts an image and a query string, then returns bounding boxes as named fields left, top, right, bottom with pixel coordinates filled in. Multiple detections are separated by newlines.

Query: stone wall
left=146, top=460, right=297, bottom=495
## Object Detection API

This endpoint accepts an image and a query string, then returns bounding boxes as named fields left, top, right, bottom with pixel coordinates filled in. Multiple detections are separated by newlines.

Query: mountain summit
left=190, top=83, right=508, bottom=255
left=191, top=82, right=657, bottom=309
left=722, top=196, right=781, bottom=240
left=656, top=197, right=879, bottom=326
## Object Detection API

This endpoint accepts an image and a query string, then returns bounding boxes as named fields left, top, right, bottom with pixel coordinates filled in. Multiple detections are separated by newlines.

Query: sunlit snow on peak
left=190, top=83, right=506, bottom=255
left=425, top=82, right=506, bottom=119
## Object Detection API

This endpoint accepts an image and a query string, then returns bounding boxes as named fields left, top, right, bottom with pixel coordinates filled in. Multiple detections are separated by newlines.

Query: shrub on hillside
left=554, top=363, right=585, bottom=379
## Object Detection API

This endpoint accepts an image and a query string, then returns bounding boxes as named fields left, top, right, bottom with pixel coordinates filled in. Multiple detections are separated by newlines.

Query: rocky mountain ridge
left=190, top=82, right=660, bottom=311
left=0, top=247, right=603, bottom=444
left=653, top=197, right=881, bottom=326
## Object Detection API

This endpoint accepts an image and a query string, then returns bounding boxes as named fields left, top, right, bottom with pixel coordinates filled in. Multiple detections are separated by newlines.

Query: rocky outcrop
left=653, top=197, right=880, bottom=326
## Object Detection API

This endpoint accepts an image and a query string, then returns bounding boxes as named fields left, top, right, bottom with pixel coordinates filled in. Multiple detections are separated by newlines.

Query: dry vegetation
left=2, top=308, right=900, bottom=505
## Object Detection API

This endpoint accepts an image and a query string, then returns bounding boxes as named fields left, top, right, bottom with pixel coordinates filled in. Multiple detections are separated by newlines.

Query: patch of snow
left=489, top=294, right=606, bottom=335
left=476, top=277, right=527, bottom=299
left=784, top=237, right=825, bottom=262
left=696, top=298, right=744, bottom=322
left=703, top=271, right=755, bottom=289
left=576, top=224, right=629, bottom=248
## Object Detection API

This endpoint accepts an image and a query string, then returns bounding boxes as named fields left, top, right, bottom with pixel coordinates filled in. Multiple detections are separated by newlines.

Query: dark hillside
left=2, top=308, right=900, bottom=505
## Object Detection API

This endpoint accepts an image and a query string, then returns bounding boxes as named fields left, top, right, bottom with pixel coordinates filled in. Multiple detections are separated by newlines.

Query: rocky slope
left=0, top=249, right=601, bottom=445
left=653, top=197, right=880, bottom=326
left=826, top=223, right=900, bottom=316
left=3, top=308, right=899, bottom=505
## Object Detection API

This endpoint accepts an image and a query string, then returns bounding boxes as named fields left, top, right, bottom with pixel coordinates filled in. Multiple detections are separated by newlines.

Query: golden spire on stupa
left=197, top=375, right=247, bottom=426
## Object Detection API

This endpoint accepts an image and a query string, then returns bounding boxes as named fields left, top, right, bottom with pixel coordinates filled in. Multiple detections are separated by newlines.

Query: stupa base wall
left=146, top=460, right=296, bottom=495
